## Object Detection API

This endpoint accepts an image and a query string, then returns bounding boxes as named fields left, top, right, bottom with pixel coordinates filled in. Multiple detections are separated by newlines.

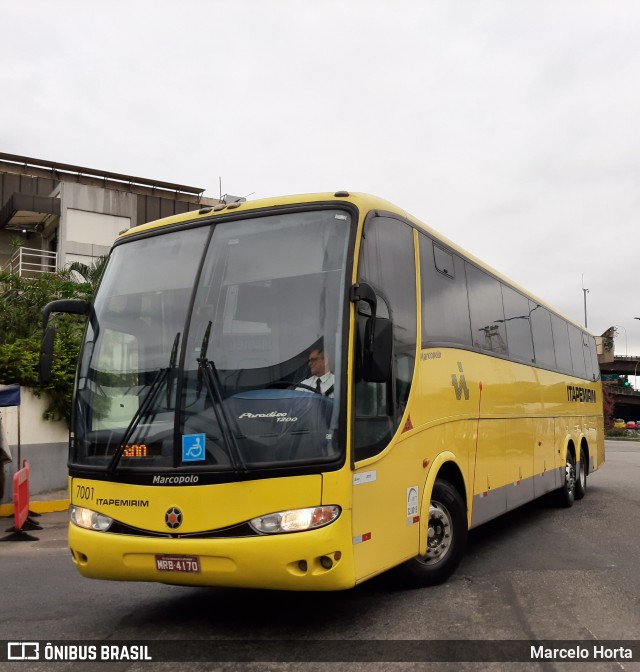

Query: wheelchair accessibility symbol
left=182, top=433, right=206, bottom=462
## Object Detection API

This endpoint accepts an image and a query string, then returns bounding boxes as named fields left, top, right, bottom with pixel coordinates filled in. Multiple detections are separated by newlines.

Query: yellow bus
left=41, top=191, right=604, bottom=590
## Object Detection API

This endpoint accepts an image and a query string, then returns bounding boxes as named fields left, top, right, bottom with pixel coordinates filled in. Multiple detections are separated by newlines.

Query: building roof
left=0, top=152, right=205, bottom=197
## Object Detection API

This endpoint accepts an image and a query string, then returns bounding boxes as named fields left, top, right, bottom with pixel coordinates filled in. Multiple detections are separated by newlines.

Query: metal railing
left=606, top=385, right=640, bottom=396
left=2, top=247, right=58, bottom=278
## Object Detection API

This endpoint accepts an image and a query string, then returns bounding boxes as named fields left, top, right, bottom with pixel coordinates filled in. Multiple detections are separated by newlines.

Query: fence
left=3, top=247, right=57, bottom=278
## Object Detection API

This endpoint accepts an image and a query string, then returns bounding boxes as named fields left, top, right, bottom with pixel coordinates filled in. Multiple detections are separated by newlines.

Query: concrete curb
left=0, top=498, right=69, bottom=517
left=0, top=486, right=69, bottom=517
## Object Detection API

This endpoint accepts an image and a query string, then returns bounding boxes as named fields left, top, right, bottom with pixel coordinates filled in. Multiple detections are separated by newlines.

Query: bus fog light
left=320, top=555, right=333, bottom=569
left=250, top=506, right=340, bottom=534
left=70, top=505, right=113, bottom=532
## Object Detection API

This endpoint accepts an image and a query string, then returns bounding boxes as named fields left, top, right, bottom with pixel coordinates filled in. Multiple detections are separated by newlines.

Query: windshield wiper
left=197, top=321, right=247, bottom=473
left=166, top=329, right=180, bottom=409
left=107, top=332, right=180, bottom=475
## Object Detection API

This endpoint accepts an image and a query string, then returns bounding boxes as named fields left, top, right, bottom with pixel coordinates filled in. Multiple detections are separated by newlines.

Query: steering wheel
left=293, top=382, right=318, bottom=393
left=266, top=380, right=319, bottom=394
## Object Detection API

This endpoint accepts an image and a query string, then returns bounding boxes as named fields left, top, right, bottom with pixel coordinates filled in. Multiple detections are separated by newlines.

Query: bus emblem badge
left=165, top=507, right=183, bottom=530
left=451, top=362, right=470, bottom=401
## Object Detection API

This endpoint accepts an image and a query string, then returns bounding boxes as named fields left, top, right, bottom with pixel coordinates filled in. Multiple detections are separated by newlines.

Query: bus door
left=350, top=216, right=418, bottom=582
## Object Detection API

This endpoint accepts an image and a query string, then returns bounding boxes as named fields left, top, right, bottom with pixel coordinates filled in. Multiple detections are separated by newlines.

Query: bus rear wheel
left=575, top=445, right=587, bottom=500
left=393, top=479, right=467, bottom=587
left=557, top=449, right=576, bottom=508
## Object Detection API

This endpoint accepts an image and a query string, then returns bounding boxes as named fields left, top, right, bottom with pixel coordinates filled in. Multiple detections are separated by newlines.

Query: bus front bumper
left=68, top=511, right=355, bottom=591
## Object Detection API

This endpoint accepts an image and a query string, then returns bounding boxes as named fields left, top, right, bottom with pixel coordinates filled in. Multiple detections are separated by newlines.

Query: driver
left=297, top=348, right=334, bottom=397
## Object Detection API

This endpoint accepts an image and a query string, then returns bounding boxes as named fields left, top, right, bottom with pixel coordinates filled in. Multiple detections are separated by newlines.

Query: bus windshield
left=72, top=208, right=351, bottom=474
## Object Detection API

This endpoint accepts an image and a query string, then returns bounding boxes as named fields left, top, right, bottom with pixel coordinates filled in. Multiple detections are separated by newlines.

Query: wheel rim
left=419, top=501, right=453, bottom=566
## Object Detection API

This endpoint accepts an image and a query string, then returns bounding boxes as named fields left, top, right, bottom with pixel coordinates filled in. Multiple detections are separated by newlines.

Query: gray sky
left=2, top=1, right=640, bottom=355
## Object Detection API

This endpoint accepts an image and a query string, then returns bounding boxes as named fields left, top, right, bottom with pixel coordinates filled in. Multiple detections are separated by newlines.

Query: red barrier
left=13, top=459, right=30, bottom=532
left=0, top=459, right=41, bottom=542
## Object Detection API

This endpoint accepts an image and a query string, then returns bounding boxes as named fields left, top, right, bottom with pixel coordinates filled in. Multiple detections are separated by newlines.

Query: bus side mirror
left=40, top=299, right=91, bottom=385
left=362, top=317, right=393, bottom=383
left=42, top=299, right=90, bottom=330
left=39, top=326, right=56, bottom=385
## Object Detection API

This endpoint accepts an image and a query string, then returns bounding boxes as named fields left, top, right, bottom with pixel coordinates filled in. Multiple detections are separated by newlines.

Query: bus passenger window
left=530, top=303, right=556, bottom=369
left=551, top=314, right=572, bottom=373
left=501, top=285, right=534, bottom=362
left=583, top=332, right=596, bottom=381
left=586, top=334, right=600, bottom=381
left=568, top=324, right=587, bottom=379
left=420, top=235, right=472, bottom=348
left=466, top=264, right=507, bottom=355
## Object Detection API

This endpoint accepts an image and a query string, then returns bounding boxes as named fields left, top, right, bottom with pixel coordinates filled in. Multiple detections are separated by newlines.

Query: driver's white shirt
left=297, top=371, right=334, bottom=397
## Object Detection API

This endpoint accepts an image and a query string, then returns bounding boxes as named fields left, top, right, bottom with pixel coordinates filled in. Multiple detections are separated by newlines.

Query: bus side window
left=530, top=302, right=556, bottom=369
left=466, top=263, right=507, bottom=355
left=583, top=332, right=596, bottom=381
left=501, top=285, right=534, bottom=363
left=568, top=324, right=587, bottom=379
left=587, top=334, right=600, bottom=381
left=551, top=314, right=572, bottom=374
left=354, top=216, right=416, bottom=461
left=419, top=235, right=472, bottom=348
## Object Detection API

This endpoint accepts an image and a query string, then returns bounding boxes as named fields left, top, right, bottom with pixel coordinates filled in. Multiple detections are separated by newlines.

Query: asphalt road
left=1, top=440, right=639, bottom=671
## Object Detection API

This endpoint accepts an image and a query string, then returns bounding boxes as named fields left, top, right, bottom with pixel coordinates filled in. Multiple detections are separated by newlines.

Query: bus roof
left=118, top=191, right=592, bottom=336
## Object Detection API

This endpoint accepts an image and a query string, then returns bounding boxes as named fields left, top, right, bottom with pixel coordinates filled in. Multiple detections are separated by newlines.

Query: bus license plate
left=155, top=554, right=201, bottom=573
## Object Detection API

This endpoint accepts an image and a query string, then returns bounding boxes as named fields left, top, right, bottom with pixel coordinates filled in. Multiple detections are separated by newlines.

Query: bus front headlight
left=250, top=506, right=340, bottom=534
left=70, top=505, right=113, bottom=532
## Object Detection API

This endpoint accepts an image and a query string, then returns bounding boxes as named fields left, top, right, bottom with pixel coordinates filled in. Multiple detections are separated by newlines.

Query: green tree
left=0, top=257, right=106, bottom=423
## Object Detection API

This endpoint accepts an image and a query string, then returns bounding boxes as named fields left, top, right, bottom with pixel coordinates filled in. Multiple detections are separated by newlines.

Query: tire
left=557, top=448, right=576, bottom=508
left=393, top=478, right=467, bottom=587
left=575, top=445, right=587, bottom=500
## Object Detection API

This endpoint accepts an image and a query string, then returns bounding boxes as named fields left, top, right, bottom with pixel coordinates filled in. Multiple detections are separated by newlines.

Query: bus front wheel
left=393, top=479, right=467, bottom=587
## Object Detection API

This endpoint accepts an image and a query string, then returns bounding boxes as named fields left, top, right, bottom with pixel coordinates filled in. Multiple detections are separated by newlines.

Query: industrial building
left=0, top=152, right=217, bottom=276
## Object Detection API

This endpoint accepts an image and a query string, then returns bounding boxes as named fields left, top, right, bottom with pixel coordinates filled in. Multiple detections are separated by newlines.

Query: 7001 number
left=75, top=485, right=95, bottom=501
